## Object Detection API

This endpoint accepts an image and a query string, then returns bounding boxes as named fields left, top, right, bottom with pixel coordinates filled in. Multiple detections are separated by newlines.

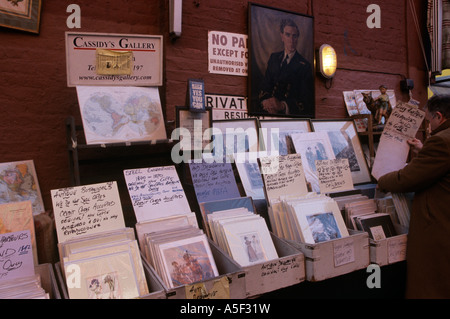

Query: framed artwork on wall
left=248, top=3, right=315, bottom=118
left=258, top=119, right=312, bottom=154
left=311, top=119, right=372, bottom=185
left=212, top=118, right=260, bottom=156
left=176, top=106, right=212, bottom=152
left=0, top=0, right=41, bottom=34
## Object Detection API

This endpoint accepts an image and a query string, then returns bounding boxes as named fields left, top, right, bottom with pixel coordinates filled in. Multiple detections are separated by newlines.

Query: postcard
left=157, top=234, right=219, bottom=288
left=64, top=250, right=141, bottom=299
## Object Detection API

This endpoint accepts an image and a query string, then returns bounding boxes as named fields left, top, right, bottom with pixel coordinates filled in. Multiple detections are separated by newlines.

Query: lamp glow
left=319, top=44, right=337, bottom=78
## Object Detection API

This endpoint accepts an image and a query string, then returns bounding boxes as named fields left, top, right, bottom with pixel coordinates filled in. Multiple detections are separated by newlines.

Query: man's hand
left=407, top=138, right=423, bottom=156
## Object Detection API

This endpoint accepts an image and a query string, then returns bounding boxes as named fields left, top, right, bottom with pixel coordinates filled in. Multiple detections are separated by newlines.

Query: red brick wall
left=0, top=0, right=428, bottom=211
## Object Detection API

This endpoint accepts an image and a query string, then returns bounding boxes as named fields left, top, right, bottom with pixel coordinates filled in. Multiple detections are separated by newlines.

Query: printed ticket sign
left=65, top=32, right=163, bottom=87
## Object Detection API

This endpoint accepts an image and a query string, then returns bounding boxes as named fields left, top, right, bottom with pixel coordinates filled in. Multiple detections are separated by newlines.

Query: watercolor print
left=87, top=272, right=122, bottom=299
left=240, top=232, right=265, bottom=263
left=163, top=241, right=216, bottom=287
left=306, top=212, right=341, bottom=243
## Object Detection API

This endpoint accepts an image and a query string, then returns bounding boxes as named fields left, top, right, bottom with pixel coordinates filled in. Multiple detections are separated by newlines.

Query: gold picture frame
left=0, top=0, right=41, bottom=34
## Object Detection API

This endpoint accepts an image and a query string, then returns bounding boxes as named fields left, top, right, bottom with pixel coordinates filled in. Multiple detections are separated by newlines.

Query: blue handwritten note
left=0, top=230, right=34, bottom=283
left=189, top=161, right=240, bottom=203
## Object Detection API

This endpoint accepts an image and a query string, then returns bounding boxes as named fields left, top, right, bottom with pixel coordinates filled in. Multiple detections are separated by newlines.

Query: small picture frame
left=0, top=0, right=42, bottom=34
left=311, top=119, right=372, bottom=185
left=212, top=118, right=260, bottom=156
left=258, top=119, right=312, bottom=154
left=176, top=106, right=212, bottom=153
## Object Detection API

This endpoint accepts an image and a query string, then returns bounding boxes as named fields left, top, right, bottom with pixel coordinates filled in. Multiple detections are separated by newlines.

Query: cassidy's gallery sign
left=65, top=32, right=163, bottom=87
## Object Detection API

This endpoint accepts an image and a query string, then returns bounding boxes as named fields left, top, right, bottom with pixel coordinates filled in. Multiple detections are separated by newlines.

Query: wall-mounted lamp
left=169, top=0, right=182, bottom=39
left=318, top=44, right=337, bottom=79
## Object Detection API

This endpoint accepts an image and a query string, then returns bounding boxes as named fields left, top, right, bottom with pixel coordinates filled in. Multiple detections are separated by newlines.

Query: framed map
left=0, top=0, right=41, bottom=34
left=76, top=86, right=167, bottom=145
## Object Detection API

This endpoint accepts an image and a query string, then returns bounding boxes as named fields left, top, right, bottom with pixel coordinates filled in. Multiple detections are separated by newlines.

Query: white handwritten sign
left=333, top=240, right=355, bottom=267
left=51, top=181, right=126, bottom=243
left=387, top=235, right=407, bottom=264
left=316, top=158, right=354, bottom=194
left=260, top=154, right=308, bottom=201
left=372, top=102, right=425, bottom=180
left=123, top=166, right=191, bottom=222
left=0, top=230, right=34, bottom=282
left=208, top=31, right=248, bottom=76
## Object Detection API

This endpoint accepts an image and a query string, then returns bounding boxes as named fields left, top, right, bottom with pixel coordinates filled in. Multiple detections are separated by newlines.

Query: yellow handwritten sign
left=185, top=276, right=230, bottom=299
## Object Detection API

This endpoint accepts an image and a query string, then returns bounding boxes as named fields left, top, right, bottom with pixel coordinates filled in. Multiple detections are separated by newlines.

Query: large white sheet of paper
left=51, top=181, right=126, bottom=243
left=372, top=102, right=425, bottom=180
left=124, top=166, right=191, bottom=222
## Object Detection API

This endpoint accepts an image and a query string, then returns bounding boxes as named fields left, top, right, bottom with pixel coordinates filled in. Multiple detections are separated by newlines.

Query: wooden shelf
left=66, top=116, right=176, bottom=185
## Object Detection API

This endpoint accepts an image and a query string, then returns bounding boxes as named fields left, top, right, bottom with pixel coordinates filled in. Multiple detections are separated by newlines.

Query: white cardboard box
left=287, top=229, right=370, bottom=282
left=143, top=240, right=247, bottom=299
left=54, top=259, right=166, bottom=299
left=369, top=223, right=408, bottom=266
left=238, top=233, right=305, bottom=298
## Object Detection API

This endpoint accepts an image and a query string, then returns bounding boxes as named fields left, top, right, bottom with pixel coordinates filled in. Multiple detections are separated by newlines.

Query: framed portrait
left=176, top=106, right=212, bottom=152
left=311, top=119, right=372, bottom=185
left=0, top=0, right=41, bottom=34
left=248, top=3, right=315, bottom=118
left=212, top=119, right=260, bottom=157
left=258, top=119, right=312, bottom=154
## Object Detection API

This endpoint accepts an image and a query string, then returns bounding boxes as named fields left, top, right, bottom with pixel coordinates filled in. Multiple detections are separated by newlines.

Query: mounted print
left=0, top=0, right=41, bottom=34
left=248, top=3, right=314, bottom=118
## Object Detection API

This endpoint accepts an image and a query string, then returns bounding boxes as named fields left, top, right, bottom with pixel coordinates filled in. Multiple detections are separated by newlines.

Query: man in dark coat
left=258, top=19, right=313, bottom=116
left=377, top=94, right=450, bottom=298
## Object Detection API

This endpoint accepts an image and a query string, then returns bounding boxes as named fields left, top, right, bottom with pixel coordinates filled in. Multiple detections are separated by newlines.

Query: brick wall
left=0, top=0, right=428, bottom=211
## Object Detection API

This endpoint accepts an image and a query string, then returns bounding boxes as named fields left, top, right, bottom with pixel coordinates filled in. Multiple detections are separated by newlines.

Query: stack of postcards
left=274, top=193, right=350, bottom=244
left=0, top=229, right=48, bottom=299
left=341, top=197, right=398, bottom=241
left=207, top=207, right=278, bottom=267
left=143, top=225, right=219, bottom=289
left=59, top=227, right=149, bottom=299
left=343, top=198, right=378, bottom=229
left=0, top=275, right=48, bottom=299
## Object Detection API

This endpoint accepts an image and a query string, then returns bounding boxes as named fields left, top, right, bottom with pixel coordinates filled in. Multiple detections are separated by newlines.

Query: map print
left=0, top=160, right=44, bottom=216
left=76, top=86, right=167, bottom=144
